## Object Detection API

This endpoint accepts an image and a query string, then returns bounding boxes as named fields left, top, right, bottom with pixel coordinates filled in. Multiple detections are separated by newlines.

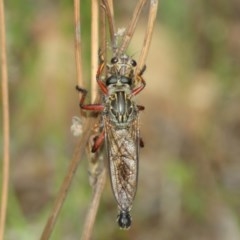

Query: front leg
left=132, top=65, right=147, bottom=96
left=132, top=75, right=146, bottom=96
left=76, top=86, right=104, bottom=111
left=96, top=50, right=108, bottom=94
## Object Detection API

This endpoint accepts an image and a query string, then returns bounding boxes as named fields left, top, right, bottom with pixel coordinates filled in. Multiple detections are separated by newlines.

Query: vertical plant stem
left=74, top=0, right=84, bottom=88
left=40, top=119, right=97, bottom=240
left=80, top=2, right=107, bottom=239
left=101, top=0, right=116, bottom=49
left=100, top=3, right=106, bottom=58
left=91, top=0, right=99, bottom=102
left=80, top=169, right=106, bottom=240
left=137, top=0, right=158, bottom=72
left=117, top=0, right=148, bottom=55
left=0, top=0, right=10, bottom=239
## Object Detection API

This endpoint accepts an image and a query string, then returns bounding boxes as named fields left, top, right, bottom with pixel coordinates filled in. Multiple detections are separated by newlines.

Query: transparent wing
left=104, top=116, right=139, bottom=211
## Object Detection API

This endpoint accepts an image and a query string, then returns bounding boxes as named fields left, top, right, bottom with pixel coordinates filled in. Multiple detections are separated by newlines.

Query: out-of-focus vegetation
left=1, top=0, right=240, bottom=239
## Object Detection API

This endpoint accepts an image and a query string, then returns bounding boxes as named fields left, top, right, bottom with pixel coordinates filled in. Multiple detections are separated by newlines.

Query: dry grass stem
left=80, top=168, right=106, bottom=240
left=80, top=2, right=108, bottom=239
left=137, top=0, right=158, bottom=72
left=74, top=0, right=84, bottom=88
left=40, top=118, right=98, bottom=240
left=91, top=0, right=99, bottom=102
left=107, top=0, right=114, bottom=16
left=101, top=0, right=116, bottom=49
left=117, top=0, right=148, bottom=55
left=0, top=0, right=10, bottom=239
left=100, top=5, right=106, bottom=59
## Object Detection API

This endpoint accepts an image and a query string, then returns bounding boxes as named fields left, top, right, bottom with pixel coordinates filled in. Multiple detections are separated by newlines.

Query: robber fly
left=76, top=53, right=146, bottom=229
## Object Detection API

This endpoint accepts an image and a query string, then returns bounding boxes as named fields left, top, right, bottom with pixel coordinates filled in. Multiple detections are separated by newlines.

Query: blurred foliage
left=1, top=0, right=240, bottom=239
left=161, top=0, right=240, bottom=91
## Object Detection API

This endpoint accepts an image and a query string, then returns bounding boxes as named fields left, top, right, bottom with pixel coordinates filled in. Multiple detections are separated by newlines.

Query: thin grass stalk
left=101, top=0, right=116, bottom=49
left=117, top=0, right=148, bottom=55
left=137, top=0, right=158, bottom=72
left=80, top=1, right=108, bottom=238
left=74, top=0, right=83, bottom=88
left=40, top=118, right=99, bottom=240
left=100, top=3, right=106, bottom=63
left=107, top=0, right=113, bottom=15
left=91, top=0, right=99, bottom=102
left=0, top=0, right=10, bottom=239
left=80, top=169, right=106, bottom=240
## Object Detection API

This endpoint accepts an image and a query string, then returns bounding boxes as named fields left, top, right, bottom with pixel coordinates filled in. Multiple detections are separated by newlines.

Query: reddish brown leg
left=76, top=51, right=108, bottom=109
left=96, top=52, right=108, bottom=94
left=96, top=63, right=108, bottom=94
left=132, top=65, right=147, bottom=96
left=136, top=66, right=146, bottom=147
left=76, top=86, right=104, bottom=111
left=91, top=130, right=105, bottom=153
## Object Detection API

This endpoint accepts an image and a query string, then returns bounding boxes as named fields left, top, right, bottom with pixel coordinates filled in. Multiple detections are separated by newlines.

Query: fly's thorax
left=104, top=90, right=138, bottom=126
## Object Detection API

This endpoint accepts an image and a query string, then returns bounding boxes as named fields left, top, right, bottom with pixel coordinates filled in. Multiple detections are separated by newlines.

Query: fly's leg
left=76, top=86, right=104, bottom=111
left=136, top=66, right=145, bottom=109
left=76, top=50, right=107, bottom=111
left=135, top=66, right=146, bottom=148
left=132, top=65, right=147, bottom=96
left=76, top=52, right=107, bottom=154
left=96, top=51, right=108, bottom=94
left=76, top=87, right=104, bottom=153
left=138, top=65, right=146, bottom=76
left=91, top=130, right=105, bottom=153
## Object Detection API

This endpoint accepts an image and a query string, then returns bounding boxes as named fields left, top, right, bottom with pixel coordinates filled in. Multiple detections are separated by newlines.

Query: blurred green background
left=1, top=0, right=240, bottom=239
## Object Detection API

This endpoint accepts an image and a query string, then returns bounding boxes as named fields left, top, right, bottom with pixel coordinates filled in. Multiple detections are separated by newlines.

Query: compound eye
left=111, top=57, right=118, bottom=64
left=131, top=59, right=137, bottom=67
left=106, top=76, right=117, bottom=86
left=120, top=77, right=132, bottom=85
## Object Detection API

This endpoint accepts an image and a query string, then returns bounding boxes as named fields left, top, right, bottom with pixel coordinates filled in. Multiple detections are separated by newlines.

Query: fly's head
left=107, top=54, right=137, bottom=78
left=106, top=54, right=137, bottom=94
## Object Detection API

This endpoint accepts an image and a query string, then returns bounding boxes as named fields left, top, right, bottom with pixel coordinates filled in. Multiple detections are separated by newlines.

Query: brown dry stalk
left=74, top=0, right=84, bottom=88
left=91, top=0, right=99, bottom=102
left=80, top=168, right=106, bottom=240
left=117, top=0, right=148, bottom=55
left=0, top=0, right=10, bottom=239
left=137, top=0, right=158, bottom=72
left=100, top=4, right=106, bottom=58
left=40, top=118, right=98, bottom=240
left=79, top=1, right=110, bottom=239
left=101, top=0, right=116, bottom=48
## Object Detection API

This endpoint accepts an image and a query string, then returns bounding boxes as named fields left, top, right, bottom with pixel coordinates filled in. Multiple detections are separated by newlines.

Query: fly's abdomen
left=104, top=116, right=139, bottom=213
